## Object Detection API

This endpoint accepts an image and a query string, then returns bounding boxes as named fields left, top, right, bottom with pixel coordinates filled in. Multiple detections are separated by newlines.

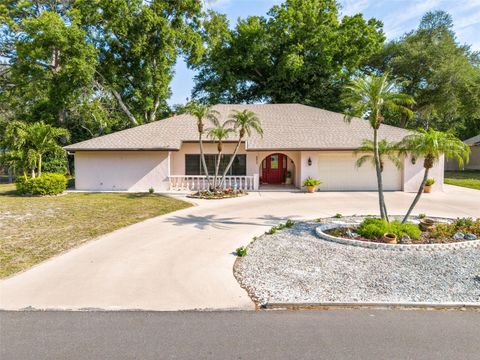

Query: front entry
left=261, top=153, right=287, bottom=184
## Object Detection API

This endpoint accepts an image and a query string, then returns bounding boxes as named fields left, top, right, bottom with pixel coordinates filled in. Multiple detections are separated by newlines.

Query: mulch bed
left=187, top=190, right=248, bottom=200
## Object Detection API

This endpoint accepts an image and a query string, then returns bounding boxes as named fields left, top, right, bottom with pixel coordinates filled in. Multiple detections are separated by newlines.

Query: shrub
left=334, top=213, right=343, bottom=218
left=430, top=223, right=456, bottom=238
left=42, top=158, right=68, bottom=174
left=303, top=177, right=321, bottom=187
left=357, top=218, right=421, bottom=240
left=285, top=219, right=295, bottom=228
left=236, top=246, right=247, bottom=257
left=266, top=227, right=277, bottom=235
left=149, top=187, right=155, bottom=194
left=418, top=213, right=426, bottom=219
left=15, top=173, right=67, bottom=195
left=277, top=223, right=286, bottom=230
left=425, top=178, right=435, bottom=186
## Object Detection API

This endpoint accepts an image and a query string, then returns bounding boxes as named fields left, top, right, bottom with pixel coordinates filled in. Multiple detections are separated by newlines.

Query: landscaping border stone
left=315, top=218, right=480, bottom=251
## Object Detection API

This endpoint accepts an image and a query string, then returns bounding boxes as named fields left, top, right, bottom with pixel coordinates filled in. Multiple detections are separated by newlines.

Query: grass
left=0, top=184, right=191, bottom=278
left=444, top=170, right=480, bottom=190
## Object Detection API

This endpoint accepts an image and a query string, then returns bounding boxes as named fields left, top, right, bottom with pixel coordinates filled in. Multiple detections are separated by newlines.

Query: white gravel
left=234, top=219, right=480, bottom=306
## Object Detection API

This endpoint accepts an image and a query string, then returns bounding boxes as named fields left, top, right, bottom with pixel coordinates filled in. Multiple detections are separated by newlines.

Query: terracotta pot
left=383, top=233, right=397, bottom=244
left=419, top=218, right=435, bottom=231
left=424, top=185, right=432, bottom=193
left=306, top=185, right=316, bottom=193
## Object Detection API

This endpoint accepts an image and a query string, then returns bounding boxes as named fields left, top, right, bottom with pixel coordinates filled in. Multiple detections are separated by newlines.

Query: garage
left=317, top=152, right=402, bottom=191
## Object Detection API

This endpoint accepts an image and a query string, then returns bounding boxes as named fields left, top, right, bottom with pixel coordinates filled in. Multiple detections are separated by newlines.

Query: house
left=64, top=104, right=444, bottom=192
left=445, top=134, right=480, bottom=171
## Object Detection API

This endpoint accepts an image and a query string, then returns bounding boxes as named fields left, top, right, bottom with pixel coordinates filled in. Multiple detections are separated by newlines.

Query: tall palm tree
left=207, top=120, right=236, bottom=190
left=399, top=128, right=469, bottom=223
left=342, top=73, right=415, bottom=221
left=354, top=139, right=403, bottom=217
left=186, top=101, right=219, bottom=188
left=219, top=109, right=263, bottom=187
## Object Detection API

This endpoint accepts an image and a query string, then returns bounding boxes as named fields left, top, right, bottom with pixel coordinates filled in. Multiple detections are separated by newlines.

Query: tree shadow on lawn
left=165, top=213, right=301, bottom=230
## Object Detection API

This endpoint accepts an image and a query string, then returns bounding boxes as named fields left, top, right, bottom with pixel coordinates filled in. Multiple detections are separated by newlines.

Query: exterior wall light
left=411, top=156, right=416, bottom=165
left=307, top=157, right=312, bottom=166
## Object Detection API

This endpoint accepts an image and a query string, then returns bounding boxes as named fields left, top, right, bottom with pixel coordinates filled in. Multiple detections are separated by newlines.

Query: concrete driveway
left=1, top=185, right=479, bottom=311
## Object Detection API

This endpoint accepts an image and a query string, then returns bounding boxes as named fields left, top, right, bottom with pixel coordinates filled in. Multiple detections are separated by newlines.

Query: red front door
left=262, top=153, right=286, bottom=184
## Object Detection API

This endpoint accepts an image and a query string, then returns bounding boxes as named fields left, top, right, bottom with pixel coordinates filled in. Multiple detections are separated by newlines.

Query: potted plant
left=424, top=178, right=435, bottom=193
left=303, top=177, right=321, bottom=193
left=382, top=233, right=397, bottom=244
left=419, top=218, right=435, bottom=231
left=285, top=171, right=292, bottom=185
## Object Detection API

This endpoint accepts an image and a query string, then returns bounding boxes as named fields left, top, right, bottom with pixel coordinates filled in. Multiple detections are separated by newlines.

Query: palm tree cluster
left=343, top=73, right=470, bottom=223
left=1, top=121, right=70, bottom=178
left=186, top=102, right=263, bottom=191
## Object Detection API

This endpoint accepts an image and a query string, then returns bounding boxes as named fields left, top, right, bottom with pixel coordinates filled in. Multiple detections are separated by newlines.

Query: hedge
left=15, top=173, right=67, bottom=196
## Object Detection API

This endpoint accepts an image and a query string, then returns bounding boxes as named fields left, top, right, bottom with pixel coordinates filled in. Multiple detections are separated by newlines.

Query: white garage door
left=317, top=152, right=402, bottom=191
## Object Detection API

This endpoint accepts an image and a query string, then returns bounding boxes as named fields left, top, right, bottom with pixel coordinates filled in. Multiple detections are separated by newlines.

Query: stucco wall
left=74, top=151, right=170, bottom=191
left=445, top=146, right=480, bottom=170
left=403, top=154, right=444, bottom=192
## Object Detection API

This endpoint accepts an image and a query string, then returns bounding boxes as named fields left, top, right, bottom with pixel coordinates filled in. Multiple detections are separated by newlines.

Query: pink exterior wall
left=75, top=151, right=170, bottom=191
left=403, top=154, right=444, bottom=192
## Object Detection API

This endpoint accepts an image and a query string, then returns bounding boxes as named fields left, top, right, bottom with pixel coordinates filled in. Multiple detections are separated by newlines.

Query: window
left=185, top=154, right=246, bottom=176
left=270, top=155, right=278, bottom=169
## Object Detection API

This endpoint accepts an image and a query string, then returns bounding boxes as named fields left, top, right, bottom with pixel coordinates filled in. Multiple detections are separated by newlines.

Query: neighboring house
left=65, top=104, right=444, bottom=192
left=445, top=134, right=480, bottom=171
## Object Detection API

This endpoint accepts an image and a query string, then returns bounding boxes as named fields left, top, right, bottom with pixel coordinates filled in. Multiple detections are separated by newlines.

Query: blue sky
left=168, top=0, right=480, bottom=106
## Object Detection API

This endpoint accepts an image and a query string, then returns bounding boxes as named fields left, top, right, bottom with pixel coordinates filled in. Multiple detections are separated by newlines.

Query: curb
left=264, top=302, right=480, bottom=311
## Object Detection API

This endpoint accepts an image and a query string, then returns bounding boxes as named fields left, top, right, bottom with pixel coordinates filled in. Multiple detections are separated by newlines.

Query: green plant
left=454, top=217, right=475, bottom=229
left=418, top=213, right=426, bottom=219
left=285, top=171, right=292, bottom=178
left=277, top=223, right=286, bottom=230
left=148, top=187, right=154, bottom=194
left=236, top=246, right=247, bottom=257
left=334, top=213, right=343, bottom=218
left=430, top=223, right=456, bottom=238
left=425, top=178, right=435, bottom=186
left=285, top=219, right=295, bottom=228
left=398, top=128, right=470, bottom=223
left=303, top=177, right=321, bottom=187
left=15, top=173, right=67, bottom=195
left=357, top=218, right=421, bottom=240
left=266, top=227, right=277, bottom=235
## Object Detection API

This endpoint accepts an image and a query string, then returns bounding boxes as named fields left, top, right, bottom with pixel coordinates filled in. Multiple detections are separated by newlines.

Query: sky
left=168, top=0, right=480, bottom=106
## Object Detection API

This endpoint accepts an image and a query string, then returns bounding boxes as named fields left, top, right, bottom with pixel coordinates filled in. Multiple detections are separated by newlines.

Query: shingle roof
left=65, top=104, right=411, bottom=151
left=465, top=134, right=480, bottom=146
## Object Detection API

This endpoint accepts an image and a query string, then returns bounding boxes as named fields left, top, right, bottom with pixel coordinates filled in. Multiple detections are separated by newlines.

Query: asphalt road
left=1, top=309, right=479, bottom=360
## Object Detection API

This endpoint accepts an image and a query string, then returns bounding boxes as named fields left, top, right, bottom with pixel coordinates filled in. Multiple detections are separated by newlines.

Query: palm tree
left=342, top=73, right=415, bottom=221
left=186, top=101, right=219, bottom=189
left=219, top=109, right=263, bottom=187
left=2, top=121, right=69, bottom=177
left=207, top=120, right=236, bottom=190
left=399, top=128, right=469, bottom=223
left=354, top=139, right=403, bottom=217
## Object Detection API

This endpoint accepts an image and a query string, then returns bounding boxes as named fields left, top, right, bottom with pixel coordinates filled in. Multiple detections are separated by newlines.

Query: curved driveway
left=1, top=185, right=479, bottom=311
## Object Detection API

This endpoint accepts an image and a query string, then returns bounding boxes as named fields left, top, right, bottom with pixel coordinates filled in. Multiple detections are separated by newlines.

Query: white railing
left=169, top=175, right=258, bottom=191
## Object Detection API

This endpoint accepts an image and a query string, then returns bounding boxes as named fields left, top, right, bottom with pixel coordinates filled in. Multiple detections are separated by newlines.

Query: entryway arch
left=259, top=153, right=296, bottom=185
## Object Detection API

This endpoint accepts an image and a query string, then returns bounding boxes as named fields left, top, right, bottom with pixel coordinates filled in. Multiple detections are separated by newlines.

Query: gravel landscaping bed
left=234, top=218, right=480, bottom=306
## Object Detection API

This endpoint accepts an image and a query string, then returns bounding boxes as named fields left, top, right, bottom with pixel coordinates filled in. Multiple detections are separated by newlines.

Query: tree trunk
left=402, top=168, right=430, bottom=224
left=149, top=96, right=160, bottom=123
left=219, top=137, right=242, bottom=188
left=213, top=150, right=222, bottom=190
left=38, top=154, right=42, bottom=177
left=110, top=87, right=138, bottom=126
left=198, top=131, right=211, bottom=190
left=58, top=109, right=65, bottom=126
left=373, top=129, right=388, bottom=220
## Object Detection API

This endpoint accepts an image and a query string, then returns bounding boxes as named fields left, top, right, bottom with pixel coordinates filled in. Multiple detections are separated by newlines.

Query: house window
left=270, top=155, right=278, bottom=169
left=185, top=154, right=246, bottom=176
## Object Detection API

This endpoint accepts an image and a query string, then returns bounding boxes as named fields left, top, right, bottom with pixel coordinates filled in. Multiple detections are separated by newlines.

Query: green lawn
left=0, top=184, right=191, bottom=278
left=444, top=170, right=480, bottom=190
